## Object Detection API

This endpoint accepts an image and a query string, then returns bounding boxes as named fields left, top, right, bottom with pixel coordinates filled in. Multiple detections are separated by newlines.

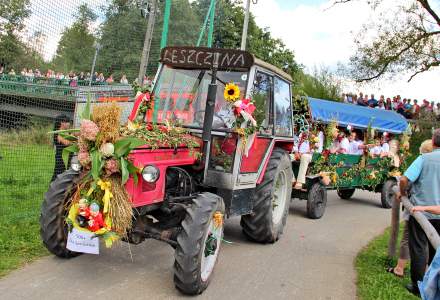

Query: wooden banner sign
left=160, top=46, right=254, bottom=71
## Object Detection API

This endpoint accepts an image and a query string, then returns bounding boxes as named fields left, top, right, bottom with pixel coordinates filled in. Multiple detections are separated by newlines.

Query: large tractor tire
left=337, top=188, right=355, bottom=200
left=307, top=182, right=327, bottom=219
left=174, top=193, right=225, bottom=295
left=240, top=148, right=293, bottom=243
left=381, top=178, right=396, bottom=209
left=40, top=169, right=81, bottom=258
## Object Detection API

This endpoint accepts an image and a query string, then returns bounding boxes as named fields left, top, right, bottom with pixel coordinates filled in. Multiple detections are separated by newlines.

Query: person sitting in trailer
left=335, top=129, right=350, bottom=154
left=369, top=138, right=383, bottom=158
left=348, top=129, right=365, bottom=155
left=329, top=127, right=340, bottom=154
left=292, top=131, right=321, bottom=190
left=380, top=132, right=391, bottom=158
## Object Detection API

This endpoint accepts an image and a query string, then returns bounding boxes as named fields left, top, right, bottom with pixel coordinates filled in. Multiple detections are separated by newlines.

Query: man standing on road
left=396, top=129, right=440, bottom=296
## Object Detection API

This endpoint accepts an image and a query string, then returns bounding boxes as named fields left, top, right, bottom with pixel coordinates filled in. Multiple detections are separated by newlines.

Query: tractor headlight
left=142, top=165, right=160, bottom=183
left=71, top=156, right=81, bottom=172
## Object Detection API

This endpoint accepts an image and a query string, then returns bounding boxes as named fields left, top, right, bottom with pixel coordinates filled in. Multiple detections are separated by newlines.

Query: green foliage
left=341, top=1, right=440, bottom=82
left=62, top=144, right=78, bottom=168
left=356, top=224, right=419, bottom=300
left=97, top=0, right=203, bottom=80
left=52, top=4, right=97, bottom=73
left=0, top=0, right=46, bottom=70
left=193, top=0, right=301, bottom=76
left=0, top=145, right=53, bottom=277
left=293, top=67, right=342, bottom=101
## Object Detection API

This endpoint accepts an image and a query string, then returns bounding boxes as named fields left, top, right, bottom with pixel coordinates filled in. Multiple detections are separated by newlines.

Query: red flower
left=146, top=123, right=154, bottom=131
left=159, top=125, right=168, bottom=133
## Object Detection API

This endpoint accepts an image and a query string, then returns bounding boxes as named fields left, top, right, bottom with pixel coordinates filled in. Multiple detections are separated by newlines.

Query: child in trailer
left=348, top=130, right=365, bottom=155
left=336, top=130, right=350, bottom=154
left=380, top=132, right=391, bottom=158
left=369, top=138, right=383, bottom=158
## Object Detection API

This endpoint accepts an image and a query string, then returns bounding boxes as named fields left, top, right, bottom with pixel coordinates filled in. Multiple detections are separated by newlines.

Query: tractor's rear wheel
left=240, top=148, right=293, bottom=243
left=307, top=182, right=327, bottom=219
left=337, top=188, right=355, bottom=200
left=381, top=178, right=396, bottom=209
left=173, top=193, right=225, bottom=295
left=40, top=169, right=81, bottom=258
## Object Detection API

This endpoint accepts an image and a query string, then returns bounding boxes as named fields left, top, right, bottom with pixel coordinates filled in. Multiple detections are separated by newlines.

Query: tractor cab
left=149, top=46, right=295, bottom=216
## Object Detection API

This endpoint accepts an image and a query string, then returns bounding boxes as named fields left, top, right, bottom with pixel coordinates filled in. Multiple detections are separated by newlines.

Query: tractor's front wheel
left=40, top=169, right=81, bottom=258
left=381, top=178, right=396, bottom=209
left=240, top=148, right=293, bottom=243
left=173, top=193, right=225, bottom=295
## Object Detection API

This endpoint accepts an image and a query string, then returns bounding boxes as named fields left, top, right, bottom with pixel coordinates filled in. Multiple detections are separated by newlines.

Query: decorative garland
left=223, top=83, right=258, bottom=155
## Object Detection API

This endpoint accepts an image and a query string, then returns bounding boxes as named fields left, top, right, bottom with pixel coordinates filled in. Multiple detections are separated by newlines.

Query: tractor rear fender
left=256, top=140, right=294, bottom=184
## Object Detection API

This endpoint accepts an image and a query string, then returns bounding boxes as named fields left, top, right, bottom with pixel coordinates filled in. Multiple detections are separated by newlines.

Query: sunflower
left=224, top=83, right=240, bottom=102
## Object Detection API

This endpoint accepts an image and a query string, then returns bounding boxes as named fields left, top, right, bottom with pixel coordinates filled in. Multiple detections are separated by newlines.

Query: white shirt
left=339, top=137, right=350, bottom=153
left=370, top=146, right=382, bottom=155
left=348, top=140, right=364, bottom=155
left=293, top=138, right=310, bottom=154
left=381, top=142, right=390, bottom=153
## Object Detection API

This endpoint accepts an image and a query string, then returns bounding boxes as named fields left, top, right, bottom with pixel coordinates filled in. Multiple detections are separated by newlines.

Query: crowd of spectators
left=341, top=92, right=440, bottom=120
left=0, top=66, right=136, bottom=87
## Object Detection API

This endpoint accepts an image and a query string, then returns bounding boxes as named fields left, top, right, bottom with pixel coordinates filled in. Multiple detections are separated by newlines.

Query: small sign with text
left=66, top=228, right=99, bottom=255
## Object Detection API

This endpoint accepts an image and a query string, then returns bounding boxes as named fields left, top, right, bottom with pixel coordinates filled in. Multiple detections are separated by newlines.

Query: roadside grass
left=356, top=224, right=419, bottom=300
left=0, top=144, right=54, bottom=277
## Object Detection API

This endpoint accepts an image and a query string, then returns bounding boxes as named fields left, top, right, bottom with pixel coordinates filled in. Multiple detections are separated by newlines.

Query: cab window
left=252, top=71, right=273, bottom=135
left=274, top=77, right=293, bottom=137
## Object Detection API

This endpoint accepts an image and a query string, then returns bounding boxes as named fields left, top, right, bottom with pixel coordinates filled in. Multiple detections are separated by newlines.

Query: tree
left=192, top=0, right=301, bottom=77
left=52, top=4, right=97, bottom=73
left=335, top=0, right=440, bottom=82
left=0, top=0, right=31, bottom=68
left=294, top=67, right=342, bottom=101
left=97, top=0, right=203, bottom=81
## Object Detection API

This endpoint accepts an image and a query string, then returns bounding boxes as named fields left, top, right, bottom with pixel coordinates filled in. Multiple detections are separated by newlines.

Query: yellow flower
left=224, top=83, right=240, bottom=102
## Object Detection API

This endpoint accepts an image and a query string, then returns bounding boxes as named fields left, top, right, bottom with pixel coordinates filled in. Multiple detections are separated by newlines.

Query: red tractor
left=40, top=47, right=295, bottom=295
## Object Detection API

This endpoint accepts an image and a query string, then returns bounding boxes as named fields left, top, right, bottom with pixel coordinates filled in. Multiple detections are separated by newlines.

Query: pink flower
left=80, top=120, right=99, bottom=141
left=78, top=150, right=91, bottom=166
left=78, top=137, right=89, bottom=152
left=104, top=159, right=119, bottom=176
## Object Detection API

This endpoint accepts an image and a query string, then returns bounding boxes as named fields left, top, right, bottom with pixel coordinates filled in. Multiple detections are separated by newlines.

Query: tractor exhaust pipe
left=201, top=54, right=219, bottom=184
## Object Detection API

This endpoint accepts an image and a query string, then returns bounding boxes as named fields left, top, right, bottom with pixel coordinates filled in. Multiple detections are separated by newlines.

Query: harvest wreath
left=55, top=92, right=200, bottom=247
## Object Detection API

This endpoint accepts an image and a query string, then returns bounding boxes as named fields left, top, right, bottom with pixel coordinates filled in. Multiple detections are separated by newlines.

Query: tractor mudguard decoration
left=290, top=97, right=410, bottom=219
left=40, top=46, right=295, bottom=295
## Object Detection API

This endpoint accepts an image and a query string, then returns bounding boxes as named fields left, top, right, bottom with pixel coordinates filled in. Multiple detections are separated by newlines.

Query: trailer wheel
left=381, top=178, right=396, bottom=209
left=307, top=182, right=327, bottom=219
left=337, top=188, right=355, bottom=200
left=40, top=169, right=81, bottom=258
left=174, top=193, right=225, bottom=295
left=240, top=148, right=293, bottom=243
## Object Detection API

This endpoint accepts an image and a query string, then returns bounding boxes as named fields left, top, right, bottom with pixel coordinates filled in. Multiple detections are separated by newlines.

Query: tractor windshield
left=151, top=65, right=248, bottom=130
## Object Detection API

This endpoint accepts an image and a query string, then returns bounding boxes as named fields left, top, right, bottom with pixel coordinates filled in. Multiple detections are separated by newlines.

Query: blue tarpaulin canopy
left=308, top=97, right=409, bottom=134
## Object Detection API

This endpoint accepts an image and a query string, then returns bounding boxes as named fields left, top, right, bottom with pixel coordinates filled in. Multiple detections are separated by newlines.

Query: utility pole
left=89, top=42, right=101, bottom=88
left=240, top=0, right=251, bottom=50
left=138, top=0, right=158, bottom=85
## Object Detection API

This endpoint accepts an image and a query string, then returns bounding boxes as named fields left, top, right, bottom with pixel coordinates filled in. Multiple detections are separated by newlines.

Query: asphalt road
left=0, top=190, right=390, bottom=300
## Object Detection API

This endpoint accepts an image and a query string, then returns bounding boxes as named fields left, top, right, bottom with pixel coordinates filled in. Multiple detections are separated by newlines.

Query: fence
left=0, top=0, right=215, bottom=228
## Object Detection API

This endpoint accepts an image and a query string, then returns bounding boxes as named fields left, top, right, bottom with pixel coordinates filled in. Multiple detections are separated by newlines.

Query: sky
left=250, top=0, right=440, bottom=102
